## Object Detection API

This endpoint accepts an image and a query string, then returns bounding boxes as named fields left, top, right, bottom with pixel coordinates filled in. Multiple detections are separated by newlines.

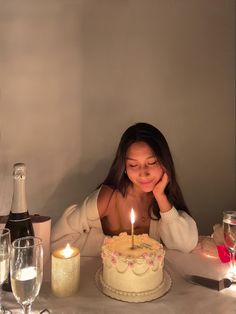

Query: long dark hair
left=102, top=122, right=191, bottom=219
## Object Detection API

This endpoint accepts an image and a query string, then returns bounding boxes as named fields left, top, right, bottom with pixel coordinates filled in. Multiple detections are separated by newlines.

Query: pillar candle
left=51, top=244, right=80, bottom=297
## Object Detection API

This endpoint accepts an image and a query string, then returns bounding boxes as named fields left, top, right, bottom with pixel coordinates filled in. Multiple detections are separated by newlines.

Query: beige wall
left=0, top=0, right=235, bottom=234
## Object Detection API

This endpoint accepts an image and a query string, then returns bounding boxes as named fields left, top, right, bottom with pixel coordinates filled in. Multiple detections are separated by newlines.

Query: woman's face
left=125, top=141, right=164, bottom=193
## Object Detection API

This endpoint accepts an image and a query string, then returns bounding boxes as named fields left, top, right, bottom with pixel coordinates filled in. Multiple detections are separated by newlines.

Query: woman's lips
left=138, top=180, right=154, bottom=185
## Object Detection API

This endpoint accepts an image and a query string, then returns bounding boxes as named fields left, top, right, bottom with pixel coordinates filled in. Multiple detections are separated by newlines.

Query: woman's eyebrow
left=125, top=157, right=138, bottom=161
left=126, top=156, right=156, bottom=160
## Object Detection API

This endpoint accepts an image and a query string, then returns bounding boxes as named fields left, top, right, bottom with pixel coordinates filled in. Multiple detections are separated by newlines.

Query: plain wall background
left=0, top=0, right=235, bottom=235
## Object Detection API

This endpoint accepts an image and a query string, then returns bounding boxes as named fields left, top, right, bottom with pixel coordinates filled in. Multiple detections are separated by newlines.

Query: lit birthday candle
left=130, top=208, right=135, bottom=249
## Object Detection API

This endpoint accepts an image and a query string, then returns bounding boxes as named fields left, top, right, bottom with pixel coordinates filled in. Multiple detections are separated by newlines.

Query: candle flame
left=62, top=243, right=73, bottom=258
left=130, top=208, right=135, bottom=224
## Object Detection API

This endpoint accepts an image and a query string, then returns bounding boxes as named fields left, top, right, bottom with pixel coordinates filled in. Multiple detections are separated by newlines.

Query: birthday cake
left=97, top=232, right=170, bottom=302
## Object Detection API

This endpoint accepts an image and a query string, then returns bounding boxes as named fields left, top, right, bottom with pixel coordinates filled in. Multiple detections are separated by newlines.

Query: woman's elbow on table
left=176, top=230, right=198, bottom=253
left=162, top=231, right=198, bottom=253
left=159, top=218, right=199, bottom=253
left=178, top=218, right=199, bottom=253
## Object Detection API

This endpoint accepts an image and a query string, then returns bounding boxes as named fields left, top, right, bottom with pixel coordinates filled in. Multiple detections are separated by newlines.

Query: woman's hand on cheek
left=153, top=172, right=169, bottom=199
left=153, top=172, right=172, bottom=213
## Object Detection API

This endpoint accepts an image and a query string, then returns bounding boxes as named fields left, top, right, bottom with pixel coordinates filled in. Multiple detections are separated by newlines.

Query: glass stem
left=230, top=251, right=236, bottom=270
left=0, top=284, right=3, bottom=312
left=22, top=304, right=32, bottom=314
left=229, top=250, right=236, bottom=281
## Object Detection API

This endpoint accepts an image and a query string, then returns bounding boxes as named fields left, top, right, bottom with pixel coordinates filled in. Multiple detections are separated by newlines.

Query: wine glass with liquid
left=10, top=236, right=43, bottom=314
left=223, top=211, right=236, bottom=281
left=0, top=228, right=10, bottom=313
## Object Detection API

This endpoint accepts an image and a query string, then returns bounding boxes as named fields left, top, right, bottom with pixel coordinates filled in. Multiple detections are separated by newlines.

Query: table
left=2, top=250, right=236, bottom=314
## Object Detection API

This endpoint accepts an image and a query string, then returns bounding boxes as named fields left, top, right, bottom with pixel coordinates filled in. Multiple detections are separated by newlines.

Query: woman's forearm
left=158, top=208, right=198, bottom=253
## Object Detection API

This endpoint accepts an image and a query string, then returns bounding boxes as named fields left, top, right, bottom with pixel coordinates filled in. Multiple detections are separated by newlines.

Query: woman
left=52, top=123, right=198, bottom=255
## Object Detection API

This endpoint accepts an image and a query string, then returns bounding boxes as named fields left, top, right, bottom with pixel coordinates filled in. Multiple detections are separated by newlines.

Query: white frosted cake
left=98, top=232, right=168, bottom=302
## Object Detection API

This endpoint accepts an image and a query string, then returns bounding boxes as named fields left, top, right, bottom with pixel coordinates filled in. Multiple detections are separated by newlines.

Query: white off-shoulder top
left=51, top=187, right=198, bottom=256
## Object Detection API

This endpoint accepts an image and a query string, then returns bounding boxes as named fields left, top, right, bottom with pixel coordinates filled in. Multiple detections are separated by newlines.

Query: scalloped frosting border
left=101, top=232, right=165, bottom=274
left=95, top=267, right=172, bottom=302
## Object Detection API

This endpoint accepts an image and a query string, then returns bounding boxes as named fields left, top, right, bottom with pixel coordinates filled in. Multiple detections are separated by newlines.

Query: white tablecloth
left=2, top=250, right=236, bottom=314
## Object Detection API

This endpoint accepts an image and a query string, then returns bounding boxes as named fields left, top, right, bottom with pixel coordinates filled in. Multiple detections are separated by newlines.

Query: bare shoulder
left=97, top=185, right=115, bottom=218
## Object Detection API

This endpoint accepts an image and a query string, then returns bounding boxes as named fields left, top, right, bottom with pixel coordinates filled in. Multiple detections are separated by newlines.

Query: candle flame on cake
left=130, top=208, right=135, bottom=224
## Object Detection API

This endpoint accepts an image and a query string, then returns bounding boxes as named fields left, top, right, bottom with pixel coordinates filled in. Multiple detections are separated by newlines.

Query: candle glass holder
left=10, top=236, right=43, bottom=314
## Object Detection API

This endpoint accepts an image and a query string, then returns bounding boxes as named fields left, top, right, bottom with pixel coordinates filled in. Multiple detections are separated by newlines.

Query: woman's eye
left=147, top=161, right=160, bottom=166
left=129, top=164, right=138, bottom=168
left=148, top=161, right=157, bottom=165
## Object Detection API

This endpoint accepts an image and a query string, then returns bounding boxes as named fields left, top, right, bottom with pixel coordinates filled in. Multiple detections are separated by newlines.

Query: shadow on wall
left=40, top=159, right=111, bottom=225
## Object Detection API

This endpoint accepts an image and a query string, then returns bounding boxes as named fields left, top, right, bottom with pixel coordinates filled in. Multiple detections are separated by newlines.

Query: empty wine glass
left=10, top=236, right=43, bottom=314
left=0, top=228, right=10, bottom=314
left=223, top=211, right=236, bottom=281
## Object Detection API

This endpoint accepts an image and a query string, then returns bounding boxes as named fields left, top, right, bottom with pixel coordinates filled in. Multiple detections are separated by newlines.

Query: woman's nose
left=139, top=165, right=149, bottom=176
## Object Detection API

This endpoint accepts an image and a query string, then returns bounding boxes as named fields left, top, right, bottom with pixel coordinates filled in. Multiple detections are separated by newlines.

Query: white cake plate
left=95, top=267, right=172, bottom=303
